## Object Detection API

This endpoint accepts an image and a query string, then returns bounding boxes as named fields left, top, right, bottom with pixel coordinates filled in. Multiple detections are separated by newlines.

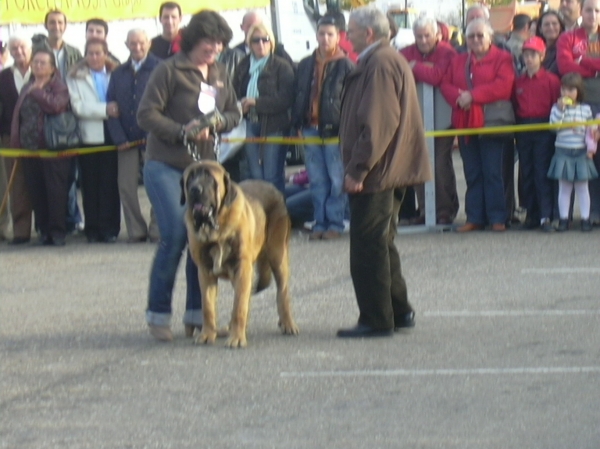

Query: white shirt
left=53, top=47, right=66, bottom=78
left=12, top=66, right=31, bottom=93
left=131, top=57, right=147, bottom=73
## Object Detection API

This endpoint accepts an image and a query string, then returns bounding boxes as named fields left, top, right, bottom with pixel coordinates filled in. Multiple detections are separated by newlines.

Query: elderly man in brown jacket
left=337, top=6, right=432, bottom=338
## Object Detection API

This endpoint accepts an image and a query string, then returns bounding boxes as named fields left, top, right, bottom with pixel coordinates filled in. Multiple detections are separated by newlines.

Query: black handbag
left=44, top=110, right=82, bottom=150
left=483, top=100, right=516, bottom=127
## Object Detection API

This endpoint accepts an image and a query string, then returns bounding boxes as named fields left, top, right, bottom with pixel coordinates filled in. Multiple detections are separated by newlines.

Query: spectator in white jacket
left=66, top=38, right=121, bottom=243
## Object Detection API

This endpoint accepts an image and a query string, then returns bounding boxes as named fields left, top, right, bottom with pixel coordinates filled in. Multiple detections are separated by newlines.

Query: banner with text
left=0, top=0, right=269, bottom=25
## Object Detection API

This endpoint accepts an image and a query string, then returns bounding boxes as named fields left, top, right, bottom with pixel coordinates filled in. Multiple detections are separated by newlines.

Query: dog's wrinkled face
left=184, top=167, right=221, bottom=232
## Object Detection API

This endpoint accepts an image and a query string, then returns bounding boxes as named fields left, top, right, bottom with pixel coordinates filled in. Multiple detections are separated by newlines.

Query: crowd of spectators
left=2, top=0, right=600, bottom=249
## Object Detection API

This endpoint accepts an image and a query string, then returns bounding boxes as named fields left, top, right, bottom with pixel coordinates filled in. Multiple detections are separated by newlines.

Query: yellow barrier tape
left=221, top=120, right=600, bottom=143
left=3, top=121, right=600, bottom=158
left=0, top=140, right=145, bottom=158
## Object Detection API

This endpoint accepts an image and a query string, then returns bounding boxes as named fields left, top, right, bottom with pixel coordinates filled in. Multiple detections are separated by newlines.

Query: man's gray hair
left=126, top=28, right=148, bottom=41
left=412, top=13, right=438, bottom=34
left=466, top=4, right=490, bottom=20
left=8, top=35, right=31, bottom=48
left=349, top=6, right=390, bottom=40
left=465, top=18, right=494, bottom=38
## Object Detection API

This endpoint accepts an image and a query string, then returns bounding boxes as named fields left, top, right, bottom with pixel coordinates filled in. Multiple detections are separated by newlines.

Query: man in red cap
left=513, top=36, right=561, bottom=231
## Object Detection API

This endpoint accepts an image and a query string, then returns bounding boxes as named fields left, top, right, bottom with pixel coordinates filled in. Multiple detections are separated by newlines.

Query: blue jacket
left=106, top=53, right=160, bottom=147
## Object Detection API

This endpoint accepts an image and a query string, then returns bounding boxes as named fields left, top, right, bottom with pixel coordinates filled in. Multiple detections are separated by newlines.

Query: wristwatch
left=178, top=125, right=186, bottom=144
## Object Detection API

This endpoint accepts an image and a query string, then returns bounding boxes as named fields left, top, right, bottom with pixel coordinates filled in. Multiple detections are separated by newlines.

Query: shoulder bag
left=44, top=110, right=82, bottom=150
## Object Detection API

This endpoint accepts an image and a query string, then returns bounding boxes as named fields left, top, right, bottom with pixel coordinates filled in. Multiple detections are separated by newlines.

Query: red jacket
left=440, top=45, right=515, bottom=129
left=556, top=27, right=600, bottom=77
left=513, top=68, right=561, bottom=119
left=400, top=40, right=456, bottom=86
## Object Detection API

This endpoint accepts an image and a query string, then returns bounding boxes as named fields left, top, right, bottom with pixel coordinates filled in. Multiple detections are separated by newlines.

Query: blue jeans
left=459, top=136, right=507, bottom=225
left=65, top=158, right=82, bottom=231
left=302, top=127, right=346, bottom=232
left=244, top=121, right=286, bottom=193
left=515, top=121, right=555, bottom=221
left=143, top=160, right=201, bottom=328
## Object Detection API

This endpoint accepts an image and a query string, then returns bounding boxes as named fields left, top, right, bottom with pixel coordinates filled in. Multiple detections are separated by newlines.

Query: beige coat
left=339, top=41, right=432, bottom=193
left=66, top=59, right=118, bottom=145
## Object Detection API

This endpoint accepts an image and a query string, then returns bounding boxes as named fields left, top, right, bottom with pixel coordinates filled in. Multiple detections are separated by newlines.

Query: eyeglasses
left=250, top=36, right=271, bottom=44
left=467, top=33, right=486, bottom=40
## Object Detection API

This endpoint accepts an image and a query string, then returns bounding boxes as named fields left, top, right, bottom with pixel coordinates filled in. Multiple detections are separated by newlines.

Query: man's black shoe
left=9, top=237, right=30, bottom=245
left=51, top=237, right=66, bottom=246
left=394, top=311, right=415, bottom=331
left=100, top=235, right=117, bottom=243
left=336, top=324, right=393, bottom=338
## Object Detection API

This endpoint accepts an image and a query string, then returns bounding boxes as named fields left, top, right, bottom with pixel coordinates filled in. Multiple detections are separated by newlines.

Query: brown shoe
left=491, top=223, right=506, bottom=232
left=322, top=230, right=341, bottom=240
left=456, top=223, right=483, bottom=233
left=309, top=231, right=323, bottom=240
left=148, top=324, right=173, bottom=342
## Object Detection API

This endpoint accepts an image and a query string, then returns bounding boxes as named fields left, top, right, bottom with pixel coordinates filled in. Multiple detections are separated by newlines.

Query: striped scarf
left=246, top=54, right=269, bottom=99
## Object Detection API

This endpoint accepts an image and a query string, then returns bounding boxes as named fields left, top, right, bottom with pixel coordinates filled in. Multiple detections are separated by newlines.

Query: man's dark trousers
left=349, top=188, right=413, bottom=330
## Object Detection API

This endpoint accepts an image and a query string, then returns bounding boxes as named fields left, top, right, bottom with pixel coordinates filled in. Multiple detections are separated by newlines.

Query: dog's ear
left=180, top=175, right=186, bottom=206
left=222, top=171, right=237, bottom=206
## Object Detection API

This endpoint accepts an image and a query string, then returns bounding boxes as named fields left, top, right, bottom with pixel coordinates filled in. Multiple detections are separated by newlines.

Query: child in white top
left=547, top=73, right=598, bottom=231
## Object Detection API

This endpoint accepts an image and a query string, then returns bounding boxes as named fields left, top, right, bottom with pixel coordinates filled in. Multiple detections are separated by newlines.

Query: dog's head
left=181, top=161, right=236, bottom=232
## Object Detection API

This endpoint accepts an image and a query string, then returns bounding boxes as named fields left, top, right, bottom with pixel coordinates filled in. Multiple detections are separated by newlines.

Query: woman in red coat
left=10, top=48, right=71, bottom=245
left=440, top=18, right=515, bottom=232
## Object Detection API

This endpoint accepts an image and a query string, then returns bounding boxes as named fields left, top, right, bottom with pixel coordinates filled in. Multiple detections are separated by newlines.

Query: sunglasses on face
left=467, top=33, right=485, bottom=40
left=251, top=36, right=271, bottom=44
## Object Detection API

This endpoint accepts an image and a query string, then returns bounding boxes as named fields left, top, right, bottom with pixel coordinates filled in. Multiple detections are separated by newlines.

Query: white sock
left=558, top=180, right=574, bottom=220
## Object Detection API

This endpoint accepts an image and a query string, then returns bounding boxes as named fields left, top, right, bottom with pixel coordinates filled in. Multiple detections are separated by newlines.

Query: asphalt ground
left=1, top=154, right=600, bottom=449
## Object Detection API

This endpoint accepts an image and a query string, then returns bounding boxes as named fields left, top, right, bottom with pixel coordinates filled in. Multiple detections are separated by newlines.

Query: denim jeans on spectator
left=302, top=127, right=346, bottom=233
left=245, top=121, right=286, bottom=193
left=515, top=121, right=555, bottom=222
left=143, top=160, right=201, bottom=328
left=65, top=158, right=83, bottom=232
left=458, top=135, right=507, bottom=225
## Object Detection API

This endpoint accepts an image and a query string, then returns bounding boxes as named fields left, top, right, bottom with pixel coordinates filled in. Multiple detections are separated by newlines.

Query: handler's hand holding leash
left=183, top=110, right=224, bottom=161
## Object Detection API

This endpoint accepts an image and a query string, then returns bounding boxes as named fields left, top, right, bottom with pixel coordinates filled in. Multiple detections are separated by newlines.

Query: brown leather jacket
left=10, top=74, right=70, bottom=149
left=339, top=41, right=432, bottom=193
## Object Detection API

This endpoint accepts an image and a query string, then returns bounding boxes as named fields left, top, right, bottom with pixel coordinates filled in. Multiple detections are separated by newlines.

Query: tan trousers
left=415, top=135, right=459, bottom=222
left=1, top=135, right=33, bottom=239
left=118, top=147, right=158, bottom=240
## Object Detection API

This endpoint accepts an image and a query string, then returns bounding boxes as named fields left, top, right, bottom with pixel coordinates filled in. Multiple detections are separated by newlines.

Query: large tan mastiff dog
left=181, top=160, right=299, bottom=348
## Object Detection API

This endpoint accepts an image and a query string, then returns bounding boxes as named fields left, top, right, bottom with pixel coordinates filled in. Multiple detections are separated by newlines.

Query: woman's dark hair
left=85, top=38, right=108, bottom=56
left=535, top=9, right=565, bottom=43
left=561, top=72, right=585, bottom=102
left=180, top=10, right=233, bottom=52
left=31, top=48, right=57, bottom=69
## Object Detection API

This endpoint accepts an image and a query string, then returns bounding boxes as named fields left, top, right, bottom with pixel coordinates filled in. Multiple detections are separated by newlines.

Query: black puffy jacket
left=291, top=52, right=354, bottom=138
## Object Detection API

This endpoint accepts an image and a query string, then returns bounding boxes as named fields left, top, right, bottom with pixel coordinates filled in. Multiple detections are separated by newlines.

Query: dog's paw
left=279, top=319, right=300, bottom=336
left=194, top=329, right=217, bottom=345
left=224, top=333, right=247, bottom=348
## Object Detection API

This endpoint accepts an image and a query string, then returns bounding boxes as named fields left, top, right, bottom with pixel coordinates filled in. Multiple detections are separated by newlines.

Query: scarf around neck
left=246, top=54, right=270, bottom=99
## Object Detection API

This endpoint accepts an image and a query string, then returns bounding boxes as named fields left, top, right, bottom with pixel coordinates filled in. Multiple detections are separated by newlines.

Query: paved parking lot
left=2, top=155, right=600, bottom=448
